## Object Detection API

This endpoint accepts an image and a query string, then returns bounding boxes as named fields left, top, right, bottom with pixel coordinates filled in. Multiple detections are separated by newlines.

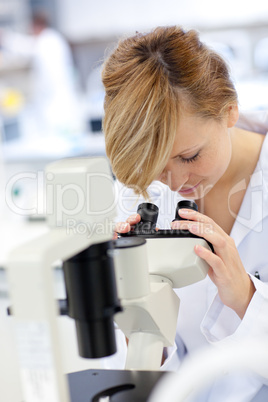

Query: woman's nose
left=158, top=170, right=172, bottom=185
left=158, top=169, right=189, bottom=192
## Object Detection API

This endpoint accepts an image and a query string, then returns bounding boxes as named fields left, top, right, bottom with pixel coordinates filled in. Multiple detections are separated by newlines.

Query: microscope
left=113, top=201, right=212, bottom=371
left=7, top=157, right=120, bottom=402
left=6, top=157, right=212, bottom=402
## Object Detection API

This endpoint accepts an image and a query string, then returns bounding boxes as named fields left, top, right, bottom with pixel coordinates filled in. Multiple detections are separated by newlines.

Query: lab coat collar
left=230, top=133, right=268, bottom=248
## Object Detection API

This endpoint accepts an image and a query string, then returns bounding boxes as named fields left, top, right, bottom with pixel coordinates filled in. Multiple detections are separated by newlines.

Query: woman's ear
left=227, top=104, right=239, bottom=128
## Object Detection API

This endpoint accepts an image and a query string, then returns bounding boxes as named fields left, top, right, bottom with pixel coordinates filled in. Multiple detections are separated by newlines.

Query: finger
left=126, top=214, right=141, bottom=225
left=188, top=223, right=228, bottom=252
left=178, top=209, right=226, bottom=236
left=194, top=244, right=226, bottom=278
left=173, top=221, right=229, bottom=259
left=178, top=208, right=206, bottom=222
left=171, top=220, right=215, bottom=235
left=171, top=219, right=196, bottom=230
left=115, top=222, right=131, bottom=233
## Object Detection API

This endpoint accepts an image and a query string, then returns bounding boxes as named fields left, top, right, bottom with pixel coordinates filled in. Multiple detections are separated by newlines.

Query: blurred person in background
left=1, top=11, right=82, bottom=137
left=30, top=11, right=81, bottom=136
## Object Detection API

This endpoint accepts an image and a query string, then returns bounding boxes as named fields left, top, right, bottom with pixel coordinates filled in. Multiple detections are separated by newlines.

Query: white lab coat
left=104, top=111, right=268, bottom=401
left=31, top=28, right=81, bottom=134
left=2, top=27, right=81, bottom=135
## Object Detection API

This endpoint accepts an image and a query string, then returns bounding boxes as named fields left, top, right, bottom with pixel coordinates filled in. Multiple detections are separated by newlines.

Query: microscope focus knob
left=174, top=200, right=198, bottom=221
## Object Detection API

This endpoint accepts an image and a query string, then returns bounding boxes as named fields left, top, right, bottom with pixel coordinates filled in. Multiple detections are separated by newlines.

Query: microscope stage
left=68, top=368, right=167, bottom=402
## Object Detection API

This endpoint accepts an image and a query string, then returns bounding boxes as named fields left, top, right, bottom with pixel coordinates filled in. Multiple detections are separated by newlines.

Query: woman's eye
left=180, top=152, right=200, bottom=164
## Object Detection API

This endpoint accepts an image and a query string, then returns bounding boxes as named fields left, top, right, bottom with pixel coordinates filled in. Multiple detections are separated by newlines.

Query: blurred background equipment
left=0, top=0, right=268, bottom=161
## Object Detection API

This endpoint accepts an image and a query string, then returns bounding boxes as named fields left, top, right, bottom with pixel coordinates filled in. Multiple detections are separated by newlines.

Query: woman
left=102, top=26, right=268, bottom=400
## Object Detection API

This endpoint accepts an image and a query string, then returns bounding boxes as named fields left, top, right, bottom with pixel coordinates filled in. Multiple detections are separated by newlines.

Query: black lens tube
left=134, top=203, right=159, bottom=233
left=63, top=241, right=121, bottom=358
left=174, top=200, right=198, bottom=221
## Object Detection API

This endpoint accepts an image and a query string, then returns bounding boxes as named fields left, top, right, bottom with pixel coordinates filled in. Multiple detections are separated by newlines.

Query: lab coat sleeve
left=196, top=275, right=268, bottom=401
left=200, top=274, right=268, bottom=343
left=200, top=274, right=268, bottom=389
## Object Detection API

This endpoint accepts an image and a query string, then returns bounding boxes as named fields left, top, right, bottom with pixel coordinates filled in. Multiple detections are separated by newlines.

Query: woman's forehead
left=171, top=114, right=223, bottom=155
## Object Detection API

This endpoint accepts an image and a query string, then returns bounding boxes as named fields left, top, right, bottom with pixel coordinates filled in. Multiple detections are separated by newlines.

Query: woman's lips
left=179, top=182, right=200, bottom=194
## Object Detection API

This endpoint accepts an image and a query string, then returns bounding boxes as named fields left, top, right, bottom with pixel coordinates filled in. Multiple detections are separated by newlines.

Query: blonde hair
left=102, top=26, right=237, bottom=197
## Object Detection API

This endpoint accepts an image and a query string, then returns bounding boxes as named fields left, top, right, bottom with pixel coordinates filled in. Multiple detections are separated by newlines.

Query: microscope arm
left=117, top=280, right=180, bottom=370
left=7, top=226, right=112, bottom=402
left=113, top=236, right=211, bottom=371
left=113, top=238, right=179, bottom=371
left=6, top=157, right=117, bottom=402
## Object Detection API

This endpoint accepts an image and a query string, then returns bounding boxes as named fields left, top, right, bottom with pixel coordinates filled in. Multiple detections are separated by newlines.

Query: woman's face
left=158, top=110, right=237, bottom=199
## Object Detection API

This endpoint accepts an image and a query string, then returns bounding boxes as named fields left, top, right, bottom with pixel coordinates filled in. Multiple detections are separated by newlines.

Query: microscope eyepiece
left=135, top=203, right=159, bottom=233
left=174, top=200, right=198, bottom=221
left=120, top=200, right=200, bottom=237
left=137, top=203, right=159, bottom=224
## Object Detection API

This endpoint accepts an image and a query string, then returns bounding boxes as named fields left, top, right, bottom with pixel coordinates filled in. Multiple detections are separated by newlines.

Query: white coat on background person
left=1, top=12, right=82, bottom=136
left=30, top=12, right=81, bottom=135
left=103, top=111, right=268, bottom=402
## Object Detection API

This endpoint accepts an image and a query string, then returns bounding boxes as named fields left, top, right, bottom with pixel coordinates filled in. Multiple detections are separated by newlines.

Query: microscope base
left=67, top=368, right=167, bottom=402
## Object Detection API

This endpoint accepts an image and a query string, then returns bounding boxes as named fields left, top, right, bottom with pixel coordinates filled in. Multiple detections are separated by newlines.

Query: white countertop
left=3, top=132, right=106, bottom=164
left=0, top=217, right=49, bottom=267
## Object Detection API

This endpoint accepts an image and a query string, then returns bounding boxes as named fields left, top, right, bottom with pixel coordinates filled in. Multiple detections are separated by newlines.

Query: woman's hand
left=171, top=208, right=256, bottom=319
left=114, top=214, right=141, bottom=238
